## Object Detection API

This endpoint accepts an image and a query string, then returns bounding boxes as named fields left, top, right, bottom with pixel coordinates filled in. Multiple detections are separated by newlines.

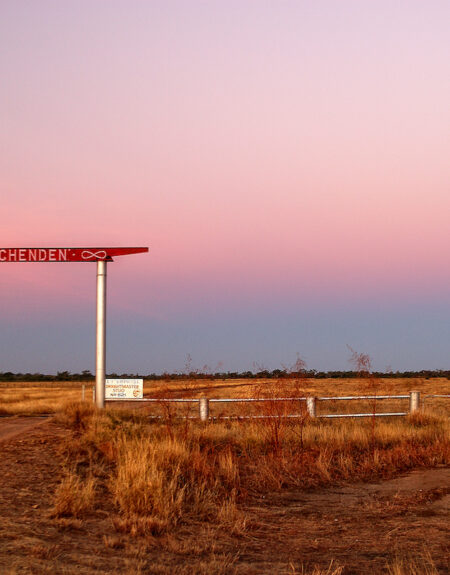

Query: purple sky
left=1, top=1, right=449, bottom=374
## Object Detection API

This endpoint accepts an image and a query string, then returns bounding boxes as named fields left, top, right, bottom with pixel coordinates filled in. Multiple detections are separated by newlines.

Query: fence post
left=306, top=396, right=316, bottom=418
left=409, top=391, right=420, bottom=413
left=92, top=386, right=96, bottom=404
left=199, top=397, right=210, bottom=422
left=82, top=384, right=85, bottom=401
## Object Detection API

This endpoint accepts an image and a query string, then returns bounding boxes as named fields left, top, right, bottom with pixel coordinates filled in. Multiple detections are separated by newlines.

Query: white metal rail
left=102, top=391, right=450, bottom=421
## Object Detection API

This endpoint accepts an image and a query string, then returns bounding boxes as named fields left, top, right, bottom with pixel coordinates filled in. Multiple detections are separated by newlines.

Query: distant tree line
left=0, top=370, right=93, bottom=382
left=1, top=369, right=449, bottom=382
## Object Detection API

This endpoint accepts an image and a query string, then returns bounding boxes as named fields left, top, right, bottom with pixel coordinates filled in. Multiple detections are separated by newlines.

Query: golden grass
left=0, top=382, right=87, bottom=415
left=3, top=374, right=448, bottom=571
left=52, top=471, right=96, bottom=518
left=387, top=552, right=439, bottom=575
left=122, top=376, right=450, bottom=423
left=290, top=562, right=344, bottom=575
left=1, top=376, right=448, bottom=417
left=53, top=400, right=449, bottom=539
left=1, top=373, right=447, bottom=574
left=107, top=424, right=242, bottom=534
left=143, top=376, right=450, bottom=398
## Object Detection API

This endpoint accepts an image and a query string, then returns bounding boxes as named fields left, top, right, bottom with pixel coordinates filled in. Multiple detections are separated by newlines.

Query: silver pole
left=95, top=260, right=107, bottom=408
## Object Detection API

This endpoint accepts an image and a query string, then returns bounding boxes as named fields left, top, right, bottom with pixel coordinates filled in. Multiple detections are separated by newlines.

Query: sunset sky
left=1, top=1, right=449, bottom=374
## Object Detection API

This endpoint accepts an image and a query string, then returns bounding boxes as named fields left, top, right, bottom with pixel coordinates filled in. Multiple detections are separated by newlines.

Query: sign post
left=0, top=247, right=148, bottom=408
left=96, top=260, right=107, bottom=408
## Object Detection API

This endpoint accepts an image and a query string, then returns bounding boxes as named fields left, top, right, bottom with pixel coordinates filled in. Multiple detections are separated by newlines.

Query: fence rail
left=101, top=391, right=450, bottom=421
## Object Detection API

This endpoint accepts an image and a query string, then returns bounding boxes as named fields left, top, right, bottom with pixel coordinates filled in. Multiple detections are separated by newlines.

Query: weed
left=387, top=551, right=439, bottom=575
left=51, top=471, right=96, bottom=518
left=290, top=560, right=344, bottom=574
left=102, top=535, right=125, bottom=549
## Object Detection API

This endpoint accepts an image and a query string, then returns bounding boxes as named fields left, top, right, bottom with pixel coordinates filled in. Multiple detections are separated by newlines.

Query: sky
left=1, top=1, right=449, bottom=374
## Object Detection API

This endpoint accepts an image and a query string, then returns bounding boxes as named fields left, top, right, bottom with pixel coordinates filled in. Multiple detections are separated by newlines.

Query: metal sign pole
left=95, top=260, right=107, bottom=408
left=0, top=246, right=148, bottom=408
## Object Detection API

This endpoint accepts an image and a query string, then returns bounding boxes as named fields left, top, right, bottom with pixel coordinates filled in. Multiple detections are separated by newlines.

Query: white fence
left=101, top=391, right=450, bottom=421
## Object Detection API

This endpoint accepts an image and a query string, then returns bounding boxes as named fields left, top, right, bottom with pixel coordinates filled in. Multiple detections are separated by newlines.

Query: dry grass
left=0, top=381, right=87, bottom=415
left=3, top=375, right=448, bottom=572
left=52, top=471, right=97, bottom=518
left=290, top=562, right=344, bottom=575
left=143, top=375, right=450, bottom=398
left=1, top=379, right=448, bottom=574
left=53, top=398, right=449, bottom=542
left=110, top=433, right=240, bottom=532
left=387, top=552, right=439, bottom=575
left=1, top=376, right=448, bottom=417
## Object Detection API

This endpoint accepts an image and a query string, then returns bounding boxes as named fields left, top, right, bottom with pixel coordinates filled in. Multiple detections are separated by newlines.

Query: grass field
left=1, top=376, right=449, bottom=416
left=47, top=397, right=448, bottom=573
left=1, top=377, right=448, bottom=572
left=0, top=381, right=86, bottom=415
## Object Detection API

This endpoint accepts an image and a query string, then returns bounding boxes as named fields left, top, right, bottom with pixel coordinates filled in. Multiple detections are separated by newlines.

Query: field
left=1, top=376, right=449, bottom=416
left=0, top=377, right=448, bottom=574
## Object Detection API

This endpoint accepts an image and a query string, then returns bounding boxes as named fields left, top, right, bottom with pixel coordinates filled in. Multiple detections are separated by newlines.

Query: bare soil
left=0, top=416, right=49, bottom=443
left=0, top=418, right=448, bottom=574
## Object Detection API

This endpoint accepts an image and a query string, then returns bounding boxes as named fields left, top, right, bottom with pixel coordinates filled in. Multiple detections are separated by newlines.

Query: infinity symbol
left=81, top=250, right=108, bottom=260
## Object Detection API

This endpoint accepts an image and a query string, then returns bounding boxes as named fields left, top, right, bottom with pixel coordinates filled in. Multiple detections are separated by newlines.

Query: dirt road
left=0, top=416, right=49, bottom=443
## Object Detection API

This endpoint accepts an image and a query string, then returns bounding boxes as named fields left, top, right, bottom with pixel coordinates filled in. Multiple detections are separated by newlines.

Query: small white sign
left=105, top=378, right=143, bottom=400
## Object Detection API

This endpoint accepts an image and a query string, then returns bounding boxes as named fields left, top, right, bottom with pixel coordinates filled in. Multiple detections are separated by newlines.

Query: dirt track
left=0, top=416, right=49, bottom=443
left=0, top=418, right=448, bottom=574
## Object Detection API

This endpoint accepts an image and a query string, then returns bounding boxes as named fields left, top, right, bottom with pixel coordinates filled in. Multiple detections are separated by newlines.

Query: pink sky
left=1, top=1, right=449, bottom=372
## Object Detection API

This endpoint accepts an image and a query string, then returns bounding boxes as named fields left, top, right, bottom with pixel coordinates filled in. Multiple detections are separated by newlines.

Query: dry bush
left=55, top=404, right=244, bottom=535
left=216, top=497, right=248, bottom=535
left=252, top=357, right=310, bottom=453
left=387, top=552, right=439, bottom=575
left=51, top=471, right=96, bottom=518
left=290, top=561, right=344, bottom=575
left=234, top=414, right=449, bottom=491
left=109, top=432, right=241, bottom=532
left=54, top=401, right=96, bottom=431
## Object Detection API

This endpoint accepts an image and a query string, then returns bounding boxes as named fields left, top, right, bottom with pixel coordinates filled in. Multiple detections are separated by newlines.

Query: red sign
left=0, top=247, right=148, bottom=263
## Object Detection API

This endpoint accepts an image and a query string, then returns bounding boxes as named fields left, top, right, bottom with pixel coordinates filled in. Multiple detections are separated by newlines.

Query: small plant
left=348, top=346, right=380, bottom=456
left=289, top=560, right=344, bottom=574
left=254, top=355, right=309, bottom=454
left=51, top=471, right=96, bottom=518
left=387, top=552, right=439, bottom=575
